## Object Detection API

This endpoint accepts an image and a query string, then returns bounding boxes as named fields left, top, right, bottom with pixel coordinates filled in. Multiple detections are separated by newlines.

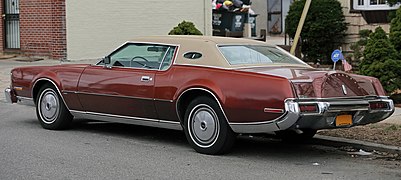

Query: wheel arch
left=32, top=78, right=69, bottom=110
left=176, top=87, right=229, bottom=125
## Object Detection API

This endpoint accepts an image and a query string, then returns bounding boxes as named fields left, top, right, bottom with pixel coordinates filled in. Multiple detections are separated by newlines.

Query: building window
left=354, top=0, right=400, bottom=10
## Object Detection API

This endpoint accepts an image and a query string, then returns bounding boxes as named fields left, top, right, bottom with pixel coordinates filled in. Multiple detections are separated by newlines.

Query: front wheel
left=36, top=84, right=73, bottom=130
left=184, top=96, right=236, bottom=155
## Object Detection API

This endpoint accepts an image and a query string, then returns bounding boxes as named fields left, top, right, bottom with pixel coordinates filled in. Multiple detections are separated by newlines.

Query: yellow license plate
left=336, top=115, right=353, bottom=126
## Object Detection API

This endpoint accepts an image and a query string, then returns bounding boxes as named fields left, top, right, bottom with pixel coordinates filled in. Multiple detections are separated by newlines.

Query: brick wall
left=0, top=0, right=66, bottom=60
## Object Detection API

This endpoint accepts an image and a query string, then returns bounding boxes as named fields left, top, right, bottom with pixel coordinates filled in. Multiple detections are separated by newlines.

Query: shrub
left=285, top=0, right=347, bottom=63
left=168, top=21, right=203, bottom=35
left=390, top=93, right=401, bottom=104
left=349, top=29, right=372, bottom=70
left=359, top=27, right=401, bottom=94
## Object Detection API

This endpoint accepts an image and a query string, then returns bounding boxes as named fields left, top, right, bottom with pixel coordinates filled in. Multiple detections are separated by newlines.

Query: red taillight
left=369, top=102, right=389, bottom=110
left=299, top=104, right=318, bottom=113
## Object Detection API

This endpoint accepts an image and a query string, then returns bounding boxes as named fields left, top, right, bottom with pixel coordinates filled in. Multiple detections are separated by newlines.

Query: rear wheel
left=184, top=96, right=236, bottom=155
left=36, top=84, right=73, bottom=130
left=275, top=129, right=317, bottom=143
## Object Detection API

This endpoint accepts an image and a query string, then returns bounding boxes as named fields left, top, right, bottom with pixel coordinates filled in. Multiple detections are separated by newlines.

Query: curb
left=313, top=134, right=401, bottom=154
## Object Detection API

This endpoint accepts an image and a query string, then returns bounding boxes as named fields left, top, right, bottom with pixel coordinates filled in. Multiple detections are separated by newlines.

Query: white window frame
left=353, top=0, right=400, bottom=10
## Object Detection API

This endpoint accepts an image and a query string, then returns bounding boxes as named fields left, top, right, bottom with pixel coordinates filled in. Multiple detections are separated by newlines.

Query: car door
left=77, top=43, right=170, bottom=119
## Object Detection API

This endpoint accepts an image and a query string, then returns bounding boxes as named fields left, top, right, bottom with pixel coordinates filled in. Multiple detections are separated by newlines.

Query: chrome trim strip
left=75, top=91, right=154, bottom=101
left=158, top=47, right=171, bottom=70
left=125, top=41, right=180, bottom=47
left=62, top=90, right=76, bottom=94
left=291, top=79, right=314, bottom=83
left=173, top=63, right=311, bottom=71
left=71, top=91, right=173, bottom=102
left=293, top=95, right=389, bottom=101
left=263, top=108, right=284, bottom=113
left=173, top=63, right=235, bottom=70
left=341, top=84, right=348, bottom=95
left=162, top=45, right=180, bottom=71
left=87, top=111, right=159, bottom=122
left=16, top=96, right=35, bottom=106
left=70, top=110, right=182, bottom=130
left=233, top=64, right=311, bottom=70
left=154, top=98, right=174, bottom=103
left=32, top=78, right=70, bottom=110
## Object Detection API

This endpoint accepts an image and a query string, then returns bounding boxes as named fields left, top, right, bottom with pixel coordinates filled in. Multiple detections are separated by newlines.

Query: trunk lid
left=238, top=66, right=385, bottom=98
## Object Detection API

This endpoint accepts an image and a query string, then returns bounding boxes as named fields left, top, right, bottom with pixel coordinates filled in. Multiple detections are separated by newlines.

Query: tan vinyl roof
left=129, top=35, right=278, bottom=69
left=131, top=35, right=269, bottom=46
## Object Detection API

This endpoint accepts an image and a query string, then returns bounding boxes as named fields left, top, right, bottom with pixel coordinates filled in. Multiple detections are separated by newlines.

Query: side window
left=160, top=46, right=177, bottom=71
left=109, top=43, right=170, bottom=70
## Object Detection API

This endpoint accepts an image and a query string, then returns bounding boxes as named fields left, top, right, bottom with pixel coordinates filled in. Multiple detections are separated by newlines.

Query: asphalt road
left=0, top=101, right=400, bottom=180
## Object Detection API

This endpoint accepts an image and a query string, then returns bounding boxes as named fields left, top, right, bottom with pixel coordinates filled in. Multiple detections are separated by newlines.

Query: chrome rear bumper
left=229, top=96, right=395, bottom=134
left=287, top=96, right=394, bottom=130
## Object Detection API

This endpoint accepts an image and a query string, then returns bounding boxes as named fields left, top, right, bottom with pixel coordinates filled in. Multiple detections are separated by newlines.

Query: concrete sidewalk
left=381, top=107, right=401, bottom=125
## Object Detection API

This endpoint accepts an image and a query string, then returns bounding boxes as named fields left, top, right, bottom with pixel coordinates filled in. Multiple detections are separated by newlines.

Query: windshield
left=218, top=45, right=306, bottom=66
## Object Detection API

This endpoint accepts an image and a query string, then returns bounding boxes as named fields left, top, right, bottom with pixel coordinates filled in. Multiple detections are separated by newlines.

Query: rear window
left=218, top=45, right=305, bottom=65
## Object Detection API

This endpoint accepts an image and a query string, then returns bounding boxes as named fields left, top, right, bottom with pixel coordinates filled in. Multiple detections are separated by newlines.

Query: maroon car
left=4, top=36, right=394, bottom=154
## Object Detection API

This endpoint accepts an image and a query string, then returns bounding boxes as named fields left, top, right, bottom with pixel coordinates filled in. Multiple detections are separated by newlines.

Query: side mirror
left=104, top=56, right=111, bottom=64
left=103, top=56, right=112, bottom=69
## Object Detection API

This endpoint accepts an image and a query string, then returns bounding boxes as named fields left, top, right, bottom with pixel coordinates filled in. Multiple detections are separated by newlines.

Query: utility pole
left=290, top=0, right=312, bottom=55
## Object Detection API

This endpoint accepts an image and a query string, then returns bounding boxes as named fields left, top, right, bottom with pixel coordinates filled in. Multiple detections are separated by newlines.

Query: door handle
left=141, top=76, right=152, bottom=82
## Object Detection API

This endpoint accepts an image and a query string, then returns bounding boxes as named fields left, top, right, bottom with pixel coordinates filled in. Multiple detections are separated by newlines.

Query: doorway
left=4, top=0, right=20, bottom=49
left=267, top=0, right=282, bottom=34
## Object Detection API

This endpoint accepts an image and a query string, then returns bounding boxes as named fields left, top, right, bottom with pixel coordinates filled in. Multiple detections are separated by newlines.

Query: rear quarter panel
left=156, top=65, right=294, bottom=123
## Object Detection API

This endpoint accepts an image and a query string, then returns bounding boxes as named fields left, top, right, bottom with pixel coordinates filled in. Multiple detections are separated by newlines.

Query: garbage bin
left=212, top=10, right=246, bottom=36
left=245, top=14, right=258, bottom=37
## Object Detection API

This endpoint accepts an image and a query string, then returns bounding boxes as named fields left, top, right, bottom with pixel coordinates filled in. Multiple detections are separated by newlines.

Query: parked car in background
left=5, top=36, right=394, bottom=154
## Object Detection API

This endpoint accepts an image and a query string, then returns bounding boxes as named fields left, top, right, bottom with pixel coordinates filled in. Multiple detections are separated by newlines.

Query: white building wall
left=66, top=0, right=212, bottom=60
left=251, top=0, right=267, bottom=37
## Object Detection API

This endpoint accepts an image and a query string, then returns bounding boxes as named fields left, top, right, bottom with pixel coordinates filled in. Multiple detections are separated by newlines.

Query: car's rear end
left=287, top=70, right=394, bottom=130
left=218, top=44, right=394, bottom=133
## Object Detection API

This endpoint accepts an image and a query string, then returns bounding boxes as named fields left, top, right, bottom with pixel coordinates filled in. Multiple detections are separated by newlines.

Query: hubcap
left=39, top=89, right=59, bottom=124
left=189, top=105, right=220, bottom=147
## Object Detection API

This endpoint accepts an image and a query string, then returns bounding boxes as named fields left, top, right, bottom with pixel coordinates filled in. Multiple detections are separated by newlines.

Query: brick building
left=1, top=0, right=66, bottom=60
left=1, top=0, right=212, bottom=61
